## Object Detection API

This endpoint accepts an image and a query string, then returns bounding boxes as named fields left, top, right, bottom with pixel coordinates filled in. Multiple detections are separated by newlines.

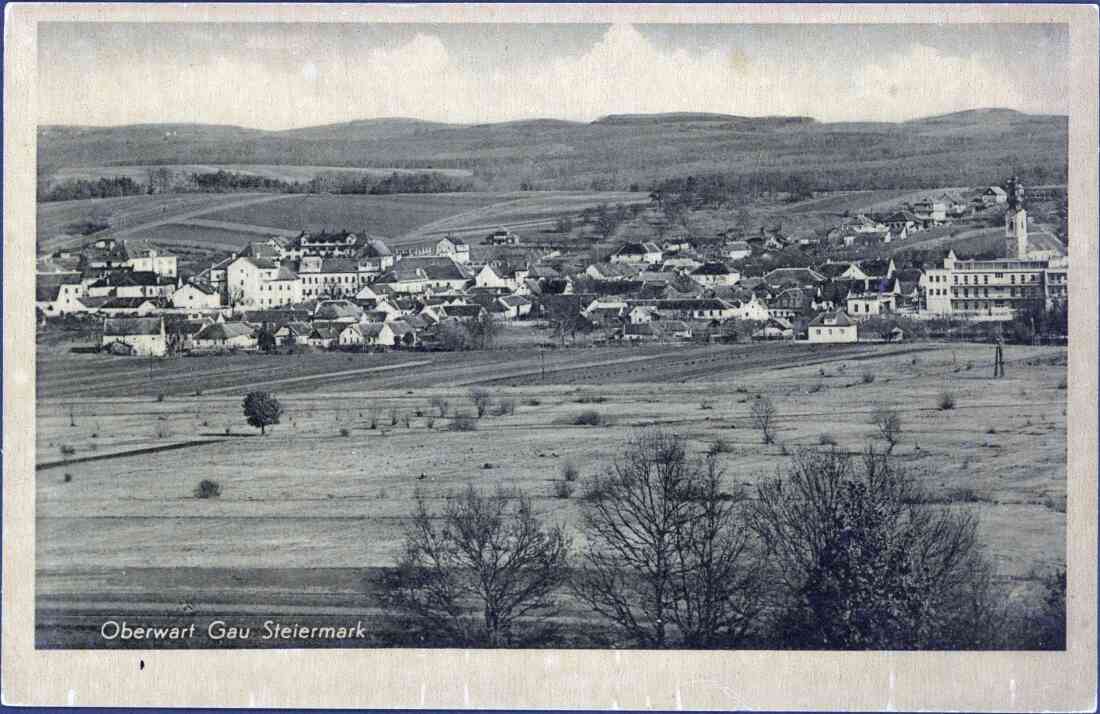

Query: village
left=35, top=179, right=1069, bottom=358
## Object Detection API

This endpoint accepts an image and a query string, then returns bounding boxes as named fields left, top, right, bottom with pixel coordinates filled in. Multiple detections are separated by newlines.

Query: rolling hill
left=38, top=108, right=1068, bottom=193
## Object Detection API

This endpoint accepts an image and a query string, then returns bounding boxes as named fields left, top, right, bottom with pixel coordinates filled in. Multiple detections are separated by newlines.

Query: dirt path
left=108, top=194, right=294, bottom=239
left=175, top=218, right=301, bottom=238
left=200, top=359, right=434, bottom=394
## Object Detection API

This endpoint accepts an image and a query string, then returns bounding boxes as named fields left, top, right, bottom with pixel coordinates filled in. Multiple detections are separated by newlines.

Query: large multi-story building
left=924, top=179, right=1068, bottom=320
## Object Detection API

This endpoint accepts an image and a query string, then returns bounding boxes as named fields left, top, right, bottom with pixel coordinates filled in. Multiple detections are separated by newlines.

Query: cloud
left=37, top=24, right=1066, bottom=129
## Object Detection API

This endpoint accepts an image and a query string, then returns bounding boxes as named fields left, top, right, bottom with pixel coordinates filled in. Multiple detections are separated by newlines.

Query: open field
left=36, top=341, right=1066, bottom=647
left=37, top=193, right=280, bottom=251
left=403, top=191, right=650, bottom=241
left=199, top=192, right=522, bottom=242
left=115, top=222, right=290, bottom=252
left=46, top=163, right=473, bottom=187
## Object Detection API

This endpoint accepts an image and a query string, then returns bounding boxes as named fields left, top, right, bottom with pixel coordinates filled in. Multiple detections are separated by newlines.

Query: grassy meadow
left=36, top=341, right=1067, bottom=647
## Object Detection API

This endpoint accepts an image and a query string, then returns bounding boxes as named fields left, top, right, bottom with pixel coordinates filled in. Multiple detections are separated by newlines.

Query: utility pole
left=539, top=347, right=546, bottom=383
left=993, top=337, right=1005, bottom=378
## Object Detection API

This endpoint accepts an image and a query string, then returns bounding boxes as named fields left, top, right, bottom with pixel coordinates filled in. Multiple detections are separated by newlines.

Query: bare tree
left=748, top=447, right=991, bottom=649
left=574, top=430, right=759, bottom=647
left=750, top=396, right=778, bottom=444
left=387, top=485, right=571, bottom=647
left=871, top=407, right=903, bottom=454
left=466, top=310, right=499, bottom=350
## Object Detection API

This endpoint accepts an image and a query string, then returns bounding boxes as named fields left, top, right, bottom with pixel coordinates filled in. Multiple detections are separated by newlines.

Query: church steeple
left=1004, top=176, right=1028, bottom=258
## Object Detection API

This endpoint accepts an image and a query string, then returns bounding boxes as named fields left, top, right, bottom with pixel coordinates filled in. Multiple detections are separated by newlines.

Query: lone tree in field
left=871, top=407, right=903, bottom=454
left=242, top=391, right=283, bottom=435
left=750, top=396, right=778, bottom=444
left=574, top=430, right=759, bottom=647
left=388, top=485, right=571, bottom=647
left=748, top=447, right=993, bottom=649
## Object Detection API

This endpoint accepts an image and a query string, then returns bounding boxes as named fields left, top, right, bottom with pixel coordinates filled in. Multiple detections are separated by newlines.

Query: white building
left=171, top=282, right=222, bottom=310
left=101, top=317, right=167, bottom=357
left=436, top=236, right=471, bottom=264
left=807, top=310, right=858, bottom=343
left=610, top=242, right=663, bottom=265
left=226, top=256, right=302, bottom=309
left=126, top=243, right=177, bottom=279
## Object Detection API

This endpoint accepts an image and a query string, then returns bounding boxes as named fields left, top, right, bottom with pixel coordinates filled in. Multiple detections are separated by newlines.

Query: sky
left=37, top=22, right=1069, bottom=130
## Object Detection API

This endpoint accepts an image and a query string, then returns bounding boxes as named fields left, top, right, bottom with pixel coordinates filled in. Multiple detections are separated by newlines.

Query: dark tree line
left=40, top=176, right=146, bottom=202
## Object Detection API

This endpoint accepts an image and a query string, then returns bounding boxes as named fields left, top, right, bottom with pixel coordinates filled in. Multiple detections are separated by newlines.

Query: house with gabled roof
left=86, top=270, right=174, bottom=300
left=586, top=263, right=640, bottom=281
left=610, top=242, right=663, bottom=265
left=689, top=261, right=740, bottom=288
left=476, top=263, right=528, bottom=291
left=338, top=321, right=395, bottom=348
left=100, top=317, right=167, bottom=356
left=435, top=235, right=471, bottom=264
left=226, top=255, right=302, bottom=309
left=274, top=321, right=313, bottom=347
left=171, top=281, right=222, bottom=310
left=314, top=299, right=364, bottom=323
left=99, top=297, right=164, bottom=316
left=763, top=267, right=826, bottom=289
left=982, top=186, right=1008, bottom=205
left=807, top=310, right=858, bottom=343
left=36, top=274, right=87, bottom=316
left=768, top=287, right=815, bottom=320
left=193, top=322, right=257, bottom=351
left=846, top=277, right=900, bottom=319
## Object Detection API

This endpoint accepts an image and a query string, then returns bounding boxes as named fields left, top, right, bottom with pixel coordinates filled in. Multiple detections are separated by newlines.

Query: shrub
left=861, top=371, right=875, bottom=384
left=469, top=387, right=492, bottom=418
left=1044, top=494, right=1067, bottom=513
left=425, top=415, right=436, bottom=429
left=707, top=437, right=732, bottom=456
left=155, top=393, right=165, bottom=403
left=63, top=473, right=73, bottom=483
left=339, top=427, right=351, bottom=437
left=389, top=407, right=399, bottom=427
left=808, top=382, right=824, bottom=394
left=938, top=391, right=957, bottom=411
left=553, top=480, right=575, bottom=499
left=573, top=410, right=606, bottom=426
left=59, top=444, right=76, bottom=456
left=576, top=393, right=608, bottom=404
left=1057, top=377, right=1067, bottom=390
left=700, top=400, right=714, bottom=410
left=522, top=398, right=542, bottom=407
left=561, top=461, right=579, bottom=482
left=448, top=414, right=478, bottom=432
left=749, top=447, right=993, bottom=649
left=194, top=479, right=222, bottom=499
left=818, top=433, right=838, bottom=447
left=431, top=397, right=450, bottom=418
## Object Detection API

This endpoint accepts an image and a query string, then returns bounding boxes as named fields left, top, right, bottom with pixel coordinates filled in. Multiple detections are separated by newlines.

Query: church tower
left=1004, top=176, right=1028, bottom=259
